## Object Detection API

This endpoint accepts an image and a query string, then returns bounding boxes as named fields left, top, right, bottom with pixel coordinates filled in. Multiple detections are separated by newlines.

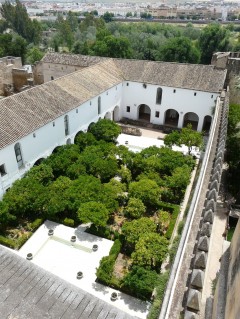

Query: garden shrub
left=164, top=204, right=179, bottom=240
left=16, top=232, right=33, bottom=249
left=169, top=236, right=181, bottom=265
left=147, top=271, right=169, bottom=319
left=0, top=235, right=15, bottom=249
left=122, top=266, right=158, bottom=300
left=63, top=218, right=75, bottom=227
left=109, top=239, right=121, bottom=256
left=177, top=221, right=185, bottom=235
left=96, top=239, right=122, bottom=286
left=28, top=218, right=43, bottom=231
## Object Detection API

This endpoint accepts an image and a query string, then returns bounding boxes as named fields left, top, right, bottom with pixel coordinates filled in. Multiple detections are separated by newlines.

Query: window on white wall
left=64, top=115, right=69, bottom=136
left=0, top=164, right=7, bottom=176
left=126, top=106, right=130, bottom=112
left=155, top=111, right=160, bottom=118
left=14, top=143, right=24, bottom=168
left=194, top=92, right=197, bottom=96
left=98, top=97, right=101, bottom=115
left=156, top=88, right=163, bottom=104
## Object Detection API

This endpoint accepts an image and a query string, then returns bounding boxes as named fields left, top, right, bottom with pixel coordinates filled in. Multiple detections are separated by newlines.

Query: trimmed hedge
left=28, top=218, right=43, bottom=231
left=0, top=235, right=15, bottom=249
left=147, top=271, right=169, bottom=319
left=96, top=239, right=122, bottom=286
left=158, top=202, right=180, bottom=240
left=63, top=218, right=75, bottom=227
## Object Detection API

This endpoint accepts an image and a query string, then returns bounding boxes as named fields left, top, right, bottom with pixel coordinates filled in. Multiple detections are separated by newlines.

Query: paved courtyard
left=18, top=221, right=149, bottom=319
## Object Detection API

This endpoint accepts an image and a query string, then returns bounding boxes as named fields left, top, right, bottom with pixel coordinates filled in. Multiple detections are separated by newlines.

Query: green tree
left=164, top=124, right=203, bottom=155
left=122, top=266, right=158, bottom=300
left=0, top=34, right=27, bottom=62
left=125, top=197, right=146, bottom=219
left=74, top=131, right=97, bottom=151
left=0, top=201, right=16, bottom=230
left=92, top=35, right=133, bottom=58
left=156, top=210, right=171, bottom=233
left=128, top=178, right=161, bottom=206
left=43, top=176, right=72, bottom=218
left=26, top=47, right=44, bottom=64
left=1, top=0, right=41, bottom=44
left=131, top=233, right=169, bottom=269
left=102, top=11, right=114, bottom=23
left=117, top=165, right=132, bottom=184
left=24, top=163, right=53, bottom=186
left=44, top=144, right=80, bottom=178
left=88, top=119, right=121, bottom=143
left=77, top=201, right=110, bottom=228
left=122, top=217, right=157, bottom=246
left=199, top=23, right=229, bottom=64
left=159, top=36, right=200, bottom=64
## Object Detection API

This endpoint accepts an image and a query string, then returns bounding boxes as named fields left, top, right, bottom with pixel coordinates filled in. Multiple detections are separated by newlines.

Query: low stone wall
left=184, top=91, right=229, bottom=318
left=120, top=124, right=142, bottom=136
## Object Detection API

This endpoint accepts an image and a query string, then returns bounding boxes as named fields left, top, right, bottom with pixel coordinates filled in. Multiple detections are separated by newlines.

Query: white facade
left=0, top=78, right=220, bottom=199
left=121, top=81, right=217, bottom=131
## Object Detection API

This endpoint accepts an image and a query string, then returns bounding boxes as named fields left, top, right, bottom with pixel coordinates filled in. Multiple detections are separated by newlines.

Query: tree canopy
left=159, top=36, right=200, bottom=64
left=199, top=23, right=229, bottom=64
left=164, top=124, right=203, bottom=155
left=1, top=0, right=42, bottom=44
left=77, top=201, right=110, bottom=228
left=131, top=232, right=169, bottom=269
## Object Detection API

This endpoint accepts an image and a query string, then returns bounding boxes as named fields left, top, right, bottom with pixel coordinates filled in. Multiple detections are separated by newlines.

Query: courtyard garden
left=0, top=119, right=198, bottom=318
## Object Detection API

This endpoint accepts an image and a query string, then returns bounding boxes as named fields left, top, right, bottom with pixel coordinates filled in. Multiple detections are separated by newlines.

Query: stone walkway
left=200, top=165, right=229, bottom=317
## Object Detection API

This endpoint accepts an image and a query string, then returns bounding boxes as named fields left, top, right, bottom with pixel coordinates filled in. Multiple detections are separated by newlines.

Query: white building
left=0, top=56, right=226, bottom=198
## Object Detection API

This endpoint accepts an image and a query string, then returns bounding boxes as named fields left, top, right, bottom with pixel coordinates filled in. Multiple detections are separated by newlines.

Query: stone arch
left=164, top=109, right=179, bottom=127
left=202, top=115, right=212, bottom=133
left=113, top=105, right=120, bottom=122
left=66, top=138, right=71, bottom=145
left=138, top=104, right=151, bottom=122
left=104, top=112, right=112, bottom=120
left=33, top=158, right=45, bottom=166
left=183, top=112, right=199, bottom=130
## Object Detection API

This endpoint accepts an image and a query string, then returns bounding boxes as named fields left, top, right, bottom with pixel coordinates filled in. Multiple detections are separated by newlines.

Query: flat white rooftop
left=18, top=221, right=149, bottom=318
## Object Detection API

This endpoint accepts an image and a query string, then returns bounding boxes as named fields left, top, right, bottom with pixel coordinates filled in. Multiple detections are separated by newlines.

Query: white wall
left=121, top=81, right=218, bottom=131
left=0, top=83, right=122, bottom=198
left=0, top=80, right=219, bottom=198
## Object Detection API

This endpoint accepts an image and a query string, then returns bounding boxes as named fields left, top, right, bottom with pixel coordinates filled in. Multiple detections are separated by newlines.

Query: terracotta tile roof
left=0, top=245, right=137, bottom=319
left=0, top=56, right=226, bottom=150
left=0, top=60, right=122, bottom=150
left=114, top=59, right=226, bottom=93
left=41, top=52, right=108, bottom=67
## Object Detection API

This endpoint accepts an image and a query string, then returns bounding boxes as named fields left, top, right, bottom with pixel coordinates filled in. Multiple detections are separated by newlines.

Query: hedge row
left=0, top=218, right=43, bottom=250
left=96, top=239, right=121, bottom=286
left=158, top=201, right=180, bottom=240
left=147, top=271, right=169, bottom=319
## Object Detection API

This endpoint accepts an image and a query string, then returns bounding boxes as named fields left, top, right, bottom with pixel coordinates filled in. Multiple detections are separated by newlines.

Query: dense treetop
left=0, top=5, right=236, bottom=65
